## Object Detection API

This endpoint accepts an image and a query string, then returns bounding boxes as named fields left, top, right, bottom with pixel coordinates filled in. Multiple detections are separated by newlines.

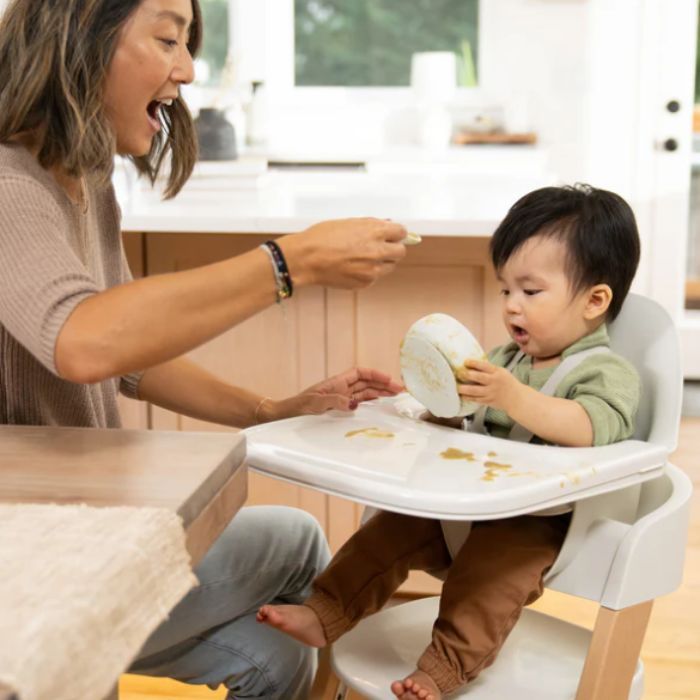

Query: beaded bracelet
left=254, top=396, right=271, bottom=424
left=260, top=240, right=293, bottom=303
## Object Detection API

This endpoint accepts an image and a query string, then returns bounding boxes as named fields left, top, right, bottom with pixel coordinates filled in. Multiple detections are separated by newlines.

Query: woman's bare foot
left=256, top=604, right=327, bottom=647
left=391, top=669, right=442, bottom=700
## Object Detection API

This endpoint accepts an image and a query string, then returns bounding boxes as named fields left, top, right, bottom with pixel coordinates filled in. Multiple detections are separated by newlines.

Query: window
left=197, top=0, right=229, bottom=85
left=200, top=0, right=480, bottom=93
left=294, top=0, right=479, bottom=87
left=190, top=0, right=484, bottom=154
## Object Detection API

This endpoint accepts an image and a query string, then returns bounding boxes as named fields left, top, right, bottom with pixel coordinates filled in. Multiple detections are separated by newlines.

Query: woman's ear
left=584, top=284, right=613, bottom=321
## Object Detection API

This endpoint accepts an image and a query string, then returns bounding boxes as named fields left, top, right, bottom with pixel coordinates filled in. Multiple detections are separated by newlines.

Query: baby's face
left=497, top=235, right=592, bottom=361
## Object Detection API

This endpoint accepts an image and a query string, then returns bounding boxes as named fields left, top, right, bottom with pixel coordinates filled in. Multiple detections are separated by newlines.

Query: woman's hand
left=277, top=218, right=408, bottom=289
left=259, top=367, right=404, bottom=422
left=456, top=359, right=525, bottom=413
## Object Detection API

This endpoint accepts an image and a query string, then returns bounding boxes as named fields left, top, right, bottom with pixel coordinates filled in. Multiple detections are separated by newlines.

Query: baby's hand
left=457, top=359, right=523, bottom=412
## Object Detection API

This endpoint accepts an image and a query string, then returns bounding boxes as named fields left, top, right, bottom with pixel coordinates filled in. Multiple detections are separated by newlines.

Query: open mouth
left=146, top=98, right=173, bottom=132
left=510, top=324, right=529, bottom=344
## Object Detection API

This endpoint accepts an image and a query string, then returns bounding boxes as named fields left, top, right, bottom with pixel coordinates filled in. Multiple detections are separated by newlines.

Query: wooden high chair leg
left=575, top=600, right=653, bottom=700
left=309, top=648, right=365, bottom=700
left=309, top=648, right=339, bottom=700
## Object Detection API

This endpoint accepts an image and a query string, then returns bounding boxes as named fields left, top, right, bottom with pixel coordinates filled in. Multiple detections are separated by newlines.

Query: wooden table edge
left=185, top=463, right=248, bottom=567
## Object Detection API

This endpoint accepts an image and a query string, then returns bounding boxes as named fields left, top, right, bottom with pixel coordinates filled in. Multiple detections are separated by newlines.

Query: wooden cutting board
left=454, top=131, right=537, bottom=145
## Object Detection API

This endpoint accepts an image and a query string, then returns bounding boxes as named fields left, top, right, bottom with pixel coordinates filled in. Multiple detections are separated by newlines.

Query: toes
left=391, top=680, right=406, bottom=697
left=257, top=605, right=279, bottom=625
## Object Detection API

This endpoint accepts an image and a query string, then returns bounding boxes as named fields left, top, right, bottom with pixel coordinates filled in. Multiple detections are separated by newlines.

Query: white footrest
left=331, top=597, right=644, bottom=699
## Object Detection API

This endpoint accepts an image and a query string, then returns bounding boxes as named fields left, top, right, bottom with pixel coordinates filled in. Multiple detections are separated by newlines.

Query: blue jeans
left=129, top=506, right=330, bottom=699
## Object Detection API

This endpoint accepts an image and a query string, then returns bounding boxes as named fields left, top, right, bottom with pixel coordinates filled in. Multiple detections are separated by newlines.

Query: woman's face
left=104, top=0, right=195, bottom=156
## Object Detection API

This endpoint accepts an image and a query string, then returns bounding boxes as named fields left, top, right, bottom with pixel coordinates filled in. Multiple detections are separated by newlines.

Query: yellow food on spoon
left=404, top=232, right=422, bottom=245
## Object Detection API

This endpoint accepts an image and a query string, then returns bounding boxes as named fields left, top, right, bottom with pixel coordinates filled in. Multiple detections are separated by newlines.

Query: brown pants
left=305, top=510, right=570, bottom=694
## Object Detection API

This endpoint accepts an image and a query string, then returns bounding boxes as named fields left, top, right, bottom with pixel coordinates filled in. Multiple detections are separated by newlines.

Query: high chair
left=246, top=294, right=692, bottom=700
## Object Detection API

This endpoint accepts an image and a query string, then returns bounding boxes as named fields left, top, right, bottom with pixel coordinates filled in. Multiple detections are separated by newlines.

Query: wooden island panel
left=121, top=232, right=505, bottom=586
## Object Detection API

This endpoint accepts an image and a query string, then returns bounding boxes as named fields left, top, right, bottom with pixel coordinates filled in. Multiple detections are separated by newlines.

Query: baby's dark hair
left=489, top=184, right=640, bottom=320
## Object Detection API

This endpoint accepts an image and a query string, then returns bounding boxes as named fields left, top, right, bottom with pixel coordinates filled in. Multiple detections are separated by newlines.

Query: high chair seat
left=246, top=294, right=690, bottom=700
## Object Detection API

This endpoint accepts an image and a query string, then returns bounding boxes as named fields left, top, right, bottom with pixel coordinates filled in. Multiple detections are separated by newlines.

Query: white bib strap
left=507, top=346, right=611, bottom=443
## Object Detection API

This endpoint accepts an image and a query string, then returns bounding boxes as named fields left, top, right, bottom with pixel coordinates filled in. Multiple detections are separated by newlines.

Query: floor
left=120, top=417, right=700, bottom=700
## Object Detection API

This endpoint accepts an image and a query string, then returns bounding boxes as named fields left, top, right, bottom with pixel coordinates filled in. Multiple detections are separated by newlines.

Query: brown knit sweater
left=0, top=143, right=142, bottom=427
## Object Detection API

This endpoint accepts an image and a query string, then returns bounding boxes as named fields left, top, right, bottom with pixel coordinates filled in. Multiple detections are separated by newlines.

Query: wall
left=478, top=0, right=590, bottom=184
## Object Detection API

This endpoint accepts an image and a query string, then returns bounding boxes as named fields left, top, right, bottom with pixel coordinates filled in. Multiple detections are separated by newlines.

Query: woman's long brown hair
left=0, top=0, right=202, bottom=198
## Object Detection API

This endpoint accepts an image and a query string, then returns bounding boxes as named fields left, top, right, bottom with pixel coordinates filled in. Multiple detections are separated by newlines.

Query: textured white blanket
left=0, top=503, right=197, bottom=700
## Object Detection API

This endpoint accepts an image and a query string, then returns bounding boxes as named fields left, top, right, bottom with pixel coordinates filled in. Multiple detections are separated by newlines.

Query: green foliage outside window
left=199, top=0, right=229, bottom=84
left=295, top=0, right=479, bottom=87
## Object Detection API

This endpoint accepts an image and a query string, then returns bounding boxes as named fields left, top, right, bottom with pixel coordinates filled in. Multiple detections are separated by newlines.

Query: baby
left=257, top=184, right=642, bottom=700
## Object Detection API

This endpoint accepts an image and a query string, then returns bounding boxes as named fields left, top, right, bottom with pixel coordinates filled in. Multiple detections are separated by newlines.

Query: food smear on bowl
left=400, top=313, right=485, bottom=418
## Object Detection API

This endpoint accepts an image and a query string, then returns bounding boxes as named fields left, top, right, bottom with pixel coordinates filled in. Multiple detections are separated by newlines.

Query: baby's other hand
left=457, top=358, right=523, bottom=413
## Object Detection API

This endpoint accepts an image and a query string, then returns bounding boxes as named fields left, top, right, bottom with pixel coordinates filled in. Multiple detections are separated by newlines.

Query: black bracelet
left=260, top=244, right=290, bottom=303
left=263, top=240, right=294, bottom=299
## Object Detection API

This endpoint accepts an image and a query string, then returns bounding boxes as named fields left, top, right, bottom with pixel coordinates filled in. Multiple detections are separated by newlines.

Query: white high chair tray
left=245, top=396, right=668, bottom=520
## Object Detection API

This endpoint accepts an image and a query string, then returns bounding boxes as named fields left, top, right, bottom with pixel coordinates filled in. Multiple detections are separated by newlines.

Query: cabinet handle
left=663, top=138, right=679, bottom=152
left=666, top=100, right=681, bottom=113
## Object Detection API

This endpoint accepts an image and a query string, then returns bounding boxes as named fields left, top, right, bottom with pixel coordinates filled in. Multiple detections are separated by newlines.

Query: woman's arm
left=137, top=358, right=271, bottom=428
left=137, top=359, right=404, bottom=428
left=55, top=218, right=407, bottom=383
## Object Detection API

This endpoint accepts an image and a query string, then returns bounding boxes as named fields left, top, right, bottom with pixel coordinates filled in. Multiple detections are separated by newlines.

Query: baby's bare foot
left=256, top=604, right=327, bottom=647
left=391, top=669, right=442, bottom=700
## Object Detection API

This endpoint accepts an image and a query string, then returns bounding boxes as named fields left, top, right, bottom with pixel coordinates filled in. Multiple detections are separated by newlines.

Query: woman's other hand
left=258, top=367, right=403, bottom=422
left=278, top=218, right=408, bottom=290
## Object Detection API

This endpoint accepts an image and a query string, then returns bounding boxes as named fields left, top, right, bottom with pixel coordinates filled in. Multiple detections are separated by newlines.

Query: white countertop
left=116, top=151, right=556, bottom=236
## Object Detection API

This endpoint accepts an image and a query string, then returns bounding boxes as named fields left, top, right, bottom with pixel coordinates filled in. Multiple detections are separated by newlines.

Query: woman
left=0, top=0, right=407, bottom=697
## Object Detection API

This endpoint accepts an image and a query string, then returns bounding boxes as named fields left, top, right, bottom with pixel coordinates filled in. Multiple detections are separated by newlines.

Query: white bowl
left=399, top=313, right=485, bottom=418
